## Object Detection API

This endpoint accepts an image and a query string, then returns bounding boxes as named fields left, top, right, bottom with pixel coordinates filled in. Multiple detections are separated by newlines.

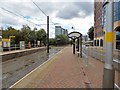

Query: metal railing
left=82, top=46, right=120, bottom=89
left=2, top=44, right=39, bottom=52
left=82, top=46, right=120, bottom=63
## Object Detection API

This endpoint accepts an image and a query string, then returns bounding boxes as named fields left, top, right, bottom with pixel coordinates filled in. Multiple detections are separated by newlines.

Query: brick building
left=94, top=0, right=120, bottom=50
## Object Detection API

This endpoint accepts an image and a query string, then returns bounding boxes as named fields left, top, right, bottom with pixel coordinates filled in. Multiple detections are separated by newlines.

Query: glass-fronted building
left=94, top=0, right=120, bottom=50
left=55, top=26, right=68, bottom=37
left=114, top=1, right=120, bottom=49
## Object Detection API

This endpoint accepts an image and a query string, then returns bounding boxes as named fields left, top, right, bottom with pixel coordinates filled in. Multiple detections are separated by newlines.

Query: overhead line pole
left=32, top=0, right=50, bottom=53
left=47, top=16, right=49, bottom=53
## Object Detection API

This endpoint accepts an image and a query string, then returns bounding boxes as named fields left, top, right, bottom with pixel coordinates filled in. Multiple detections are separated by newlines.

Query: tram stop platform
left=9, top=47, right=119, bottom=89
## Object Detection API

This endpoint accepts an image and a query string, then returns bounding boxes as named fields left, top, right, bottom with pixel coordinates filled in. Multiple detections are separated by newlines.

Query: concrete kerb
left=9, top=47, right=66, bottom=89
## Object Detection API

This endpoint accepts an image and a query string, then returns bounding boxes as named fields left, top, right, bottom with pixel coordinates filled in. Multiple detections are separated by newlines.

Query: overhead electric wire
left=0, top=7, right=37, bottom=26
left=32, top=0, right=47, bottom=17
left=1, top=0, right=66, bottom=27
left=31, top=0, right=62, bottom=26
left=1, top=7, right=20, bottom=17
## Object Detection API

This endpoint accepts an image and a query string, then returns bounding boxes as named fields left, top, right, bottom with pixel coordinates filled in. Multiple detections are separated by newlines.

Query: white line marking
left=113, top=59, right=120, bottom=64
left=115, top=83, right=120, bottom=90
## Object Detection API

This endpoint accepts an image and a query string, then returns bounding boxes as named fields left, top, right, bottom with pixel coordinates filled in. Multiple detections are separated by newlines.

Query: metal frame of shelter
left=68, top=31, right=82, bottom=58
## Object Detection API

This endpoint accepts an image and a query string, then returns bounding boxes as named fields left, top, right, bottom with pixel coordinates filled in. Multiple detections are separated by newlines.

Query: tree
left=49, top=38, right=56, bottom=45
left=3, top=26, right=18, bottom=44
left=55, top=34, right=69, bottom=45
left=14, top=30, right=23, bottom=44
left=87, top=26, right=94, bottom=40
left=36, top=28, right=46, bottom=46
left=3, top=26, right=17, bottom=38
left=21, top=25, right=31, bottom=43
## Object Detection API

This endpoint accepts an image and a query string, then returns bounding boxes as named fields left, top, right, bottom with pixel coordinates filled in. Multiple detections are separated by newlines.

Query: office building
left=55, top=26, right=68, bottom=36
left=94, top=0, right=120, bottom=50
left=94, top=1, right=103, bottom=47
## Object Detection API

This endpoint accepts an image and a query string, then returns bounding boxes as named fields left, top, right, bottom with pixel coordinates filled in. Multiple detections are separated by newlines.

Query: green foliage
left=36, top=28, right=47, bottom=46
left=30, top=30, right=36, bottom=41
left=2, top=25, right=69, bottom=46
left=55, top=34, right=69, bottom=45
left=49, top=38, right=56, bottom=45
left=3, top=26, right=18, bottom=38
left=3, top=27, right=20, bottom=44
left=87, top=26, right=94, bottom=40
left=2, top=25, right=47, bottom=45
left=20, top=25, right=31, bottom=43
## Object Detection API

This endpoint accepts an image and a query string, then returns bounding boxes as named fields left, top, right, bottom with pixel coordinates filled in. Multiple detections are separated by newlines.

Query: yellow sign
left=0, top=41, right=2, bottom=46
left=9, top=36, right=15, bottom=38
left=106, top=32, right=114, bottom=42
left=2, top=39, right=11, bottom=42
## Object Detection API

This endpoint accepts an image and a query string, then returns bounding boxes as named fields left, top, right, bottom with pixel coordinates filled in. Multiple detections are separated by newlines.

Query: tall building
left=94, top=0, right=120, bottom=50
left=94, top=1, right=103, bottom=47
left=55, top=26, right=62, bottom=36
left=55, top=26, right=68, bottom=36
left=64, top=29, right=68, bottom=36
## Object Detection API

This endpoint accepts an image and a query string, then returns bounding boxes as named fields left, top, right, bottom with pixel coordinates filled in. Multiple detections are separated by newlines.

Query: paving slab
left=9, top=46, right=119, bottom=89
left=10, top=47, right=91, bottom=88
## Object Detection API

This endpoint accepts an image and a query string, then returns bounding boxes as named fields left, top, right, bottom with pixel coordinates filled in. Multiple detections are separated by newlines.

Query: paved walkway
left=10, top=47, right=119, bottom=89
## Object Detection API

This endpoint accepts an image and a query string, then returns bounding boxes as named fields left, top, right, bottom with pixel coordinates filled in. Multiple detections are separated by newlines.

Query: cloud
left=0, top=0, right=94, bottom=37
left=56, top=2, right=94, bottom=19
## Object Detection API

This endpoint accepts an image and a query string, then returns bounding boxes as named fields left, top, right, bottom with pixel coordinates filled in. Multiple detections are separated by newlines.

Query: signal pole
left=103, top=0, right=115, bottom=88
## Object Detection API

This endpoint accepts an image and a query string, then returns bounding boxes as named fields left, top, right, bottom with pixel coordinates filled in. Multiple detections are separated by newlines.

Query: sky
left=0, top=0, right=94, bottom=38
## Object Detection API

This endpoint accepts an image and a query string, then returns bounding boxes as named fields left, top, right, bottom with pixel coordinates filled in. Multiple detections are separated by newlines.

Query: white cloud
left=0, top=0, right=94, bottom=38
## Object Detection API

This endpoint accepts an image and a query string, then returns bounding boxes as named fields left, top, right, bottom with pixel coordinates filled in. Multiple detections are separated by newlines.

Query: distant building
left=82, top=35, right=88, bottom=42
left=55, top=26, right=68, bottom=36
left=64, top=29, right=68, bottom=36
left=55, top=26, right=62, bottom=36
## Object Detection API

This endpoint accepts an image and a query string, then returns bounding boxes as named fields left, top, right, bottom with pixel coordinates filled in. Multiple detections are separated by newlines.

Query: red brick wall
left=94, top=1, right=103, bottom=38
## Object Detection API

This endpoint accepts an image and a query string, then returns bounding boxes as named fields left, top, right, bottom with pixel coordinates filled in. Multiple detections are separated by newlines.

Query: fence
left=82, top=46, right=120, bottom=89
left=3, top=44, right=39, bottom=51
